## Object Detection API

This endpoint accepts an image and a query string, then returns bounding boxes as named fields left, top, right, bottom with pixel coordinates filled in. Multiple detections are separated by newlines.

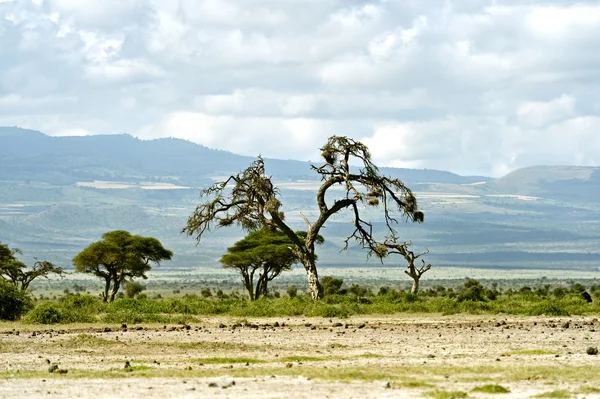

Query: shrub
left=125, top=282, right=146, bottom=298
left=287, top=285, right=298, bottom=298
left=0, top=280, right=33, bottom=321
left=458, top=279, right=487, bottom=302
left=24, top=303, right=95, bottom=324
left=321, top=276, right=344, bottom=296
left=201, top=288, right=212, bottom=298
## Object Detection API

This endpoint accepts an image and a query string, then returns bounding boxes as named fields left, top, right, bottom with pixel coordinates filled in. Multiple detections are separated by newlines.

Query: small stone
left=48, top=364, right=58, bottom=373
left=208, top=382, right=218, bottom=388
left=124, top=361, right=133, bottom=372
left=285, top=363, right=293, bottom=368
left=384, top=382, right=391, bottom=389
left=586, top=347, right=598, bottom=355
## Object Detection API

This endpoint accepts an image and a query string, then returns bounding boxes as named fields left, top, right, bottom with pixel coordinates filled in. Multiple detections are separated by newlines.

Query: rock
left=124, top=361, right=133, bottom=372
left=358, top=324, right=366, bottom=329
left=56, top=369, right=68, bottom=374
left=285, top=363, right=293, bottom=368
left=121, top=324, right=127, bottom=329
left=384, top=382, right=391, bottom=389
left=586, top=347, right=598, bottom=355
left=47, top=364, right=58, bottom=373
left=208, top=382, right=218, bottom=388
left=582, top=292, right=593, bottom=303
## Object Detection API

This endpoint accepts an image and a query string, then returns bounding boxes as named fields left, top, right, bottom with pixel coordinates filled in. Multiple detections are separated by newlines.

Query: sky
left=1, top=0, right=599, bottom=177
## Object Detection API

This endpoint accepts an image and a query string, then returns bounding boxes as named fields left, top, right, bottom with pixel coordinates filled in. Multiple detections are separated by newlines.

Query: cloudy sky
left=1, top=0, right=599, bottom=176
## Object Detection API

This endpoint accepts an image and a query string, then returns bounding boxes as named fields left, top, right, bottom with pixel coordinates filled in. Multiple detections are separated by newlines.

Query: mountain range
left=1, top=126, right=600, bottom=273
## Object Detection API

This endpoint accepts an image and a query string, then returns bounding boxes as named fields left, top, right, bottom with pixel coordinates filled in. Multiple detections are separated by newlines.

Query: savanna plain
left=2, top=291, right=600, bottom=399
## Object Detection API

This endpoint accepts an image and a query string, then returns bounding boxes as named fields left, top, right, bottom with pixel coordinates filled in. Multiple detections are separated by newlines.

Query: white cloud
left=1, top=0, right=600, bottom=177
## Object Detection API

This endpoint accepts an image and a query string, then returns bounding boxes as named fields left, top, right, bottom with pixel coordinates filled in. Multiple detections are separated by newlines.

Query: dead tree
left=183, top=136, right=423, bottom=299
left=379, top=239, right=431, bottom=294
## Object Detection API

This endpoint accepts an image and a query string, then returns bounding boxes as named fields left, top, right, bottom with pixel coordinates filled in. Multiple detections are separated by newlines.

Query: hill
left=1, top=127, right=600, bottom=273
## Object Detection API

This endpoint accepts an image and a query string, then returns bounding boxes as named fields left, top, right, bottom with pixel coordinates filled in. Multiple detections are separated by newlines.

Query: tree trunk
left=102, top=278, right=111, bottom=303
left=410, top=278, right=419, bottom=295
left=305, top=262, right=322, bottom=300
left=109, top=279, right=121, bottom=302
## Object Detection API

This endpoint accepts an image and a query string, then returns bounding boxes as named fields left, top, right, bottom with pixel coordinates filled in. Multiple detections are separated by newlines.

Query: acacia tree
left=72, top=230, right=173, bottom=302
left=221, top=228, right=323, bottom=300
left=0, top=242, right=64, bottom=291
left=377, top=239, right=431, bottom=294
left=184, top=136, right=424, bottom=299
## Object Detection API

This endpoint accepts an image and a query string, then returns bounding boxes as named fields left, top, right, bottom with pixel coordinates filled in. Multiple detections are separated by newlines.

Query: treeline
left=5, top=278, right=598, bottom=324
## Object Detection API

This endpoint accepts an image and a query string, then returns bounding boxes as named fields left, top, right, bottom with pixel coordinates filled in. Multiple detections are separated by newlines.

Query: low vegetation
left=10, top=278, right=600, bottom=324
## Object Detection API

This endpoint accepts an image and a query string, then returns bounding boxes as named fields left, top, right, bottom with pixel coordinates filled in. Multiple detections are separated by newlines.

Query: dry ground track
left=1, top=315, right=600, bottom=398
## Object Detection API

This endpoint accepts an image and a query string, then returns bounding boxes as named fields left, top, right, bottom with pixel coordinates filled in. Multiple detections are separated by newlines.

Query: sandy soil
left=2, top=314, right=600, bottom=398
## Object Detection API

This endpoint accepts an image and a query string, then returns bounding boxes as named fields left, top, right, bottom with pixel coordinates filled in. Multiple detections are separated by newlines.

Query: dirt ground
left=2, top=314, right=600, bottom=398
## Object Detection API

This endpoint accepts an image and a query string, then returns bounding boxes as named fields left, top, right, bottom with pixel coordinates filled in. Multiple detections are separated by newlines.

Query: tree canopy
left=0, top=242, right=64, bottom=291
left=220, top=228, right=323, bottom=300
left=184, top=136, right=423, bottom=299
left=72, top=230, right=173, bottom=302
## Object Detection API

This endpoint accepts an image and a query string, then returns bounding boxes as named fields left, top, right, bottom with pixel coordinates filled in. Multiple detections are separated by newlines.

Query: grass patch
left=471, top=384, right=510, bottom=394
left=280, top=356, right=325, bottom=362
left=534, top=390, right=572, bottom=398
left=579, top=386, right=600, bottom=394
left=61, top=334, right=124, bottom=348
left=150, top=341, right=268, bottom=352
left=195, top=357, right=266, bottom=365
left=399, top=381, right=436, bottom=388
left=501, top=349, right=556, bottom=356
left=424, top=390, right=468, bottom=399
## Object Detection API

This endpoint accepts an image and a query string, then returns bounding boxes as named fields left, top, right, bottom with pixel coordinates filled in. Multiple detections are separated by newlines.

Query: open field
left=2, top=315, right=600, bottom=398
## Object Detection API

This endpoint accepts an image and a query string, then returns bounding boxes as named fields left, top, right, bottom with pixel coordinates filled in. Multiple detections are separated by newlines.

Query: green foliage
left=220, top=228, right=320, bottom=300
left=24, top=303, right=94, bottom=324
left=0, top=242, right=64, bottom=291
left=287, top=285, right=298, bottom=298
left=14, top=280, right=600, bottom=324
left=321, top=276, right=344, bottom=296
left=0, top=279, right=33, bottom=320
left=73, top=230, right=173, bottom=302
left=125, top=282, right=146, bottom=298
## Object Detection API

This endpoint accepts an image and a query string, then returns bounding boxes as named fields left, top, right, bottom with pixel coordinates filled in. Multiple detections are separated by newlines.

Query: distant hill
left=2, top=126, right=600, bottom=272
left=0, top=127, right=486, bottom=186
left=490, top=166, right=600, bottom=201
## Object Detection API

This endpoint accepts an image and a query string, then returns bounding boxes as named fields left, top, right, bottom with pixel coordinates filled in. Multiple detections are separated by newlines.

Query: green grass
left=424, top=390, right=468, bottom=399
left=13, top=291, right=600, bottom=324
left=471, top=384, right=510, bottom=394
left=194, top=357, right=266, bottom=365
left=501, top=349, right=556, bottom=356
left=534, top=390, right=572, bottom=398
left=579, top=386, right=600, bottom=394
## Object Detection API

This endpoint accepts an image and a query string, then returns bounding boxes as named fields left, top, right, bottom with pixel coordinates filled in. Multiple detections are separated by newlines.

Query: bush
left=24, top=303, right=95, bottom=324
left=321, top=276, right=344, bottom=296
left=0, top=280, right=33, bottom=320
left=287, top=285, right=298, bottom=298
left=458, top=279, right=487, bottom=302
left=125, top=282, right=146, bottom=298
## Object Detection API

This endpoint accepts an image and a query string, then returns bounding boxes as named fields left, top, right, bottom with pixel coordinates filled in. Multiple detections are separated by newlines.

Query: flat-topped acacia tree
left=183, top=136, right=424, bottom=299
left=73, top=230, right=173, bottom=302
